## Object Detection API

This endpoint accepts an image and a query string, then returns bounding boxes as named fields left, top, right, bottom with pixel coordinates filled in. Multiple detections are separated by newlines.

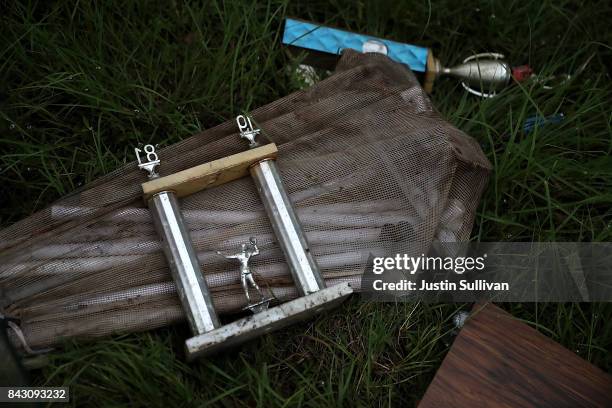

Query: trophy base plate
left=185, top=282, right=353, bottom=361
left=242, top=298, right=273, bottom=314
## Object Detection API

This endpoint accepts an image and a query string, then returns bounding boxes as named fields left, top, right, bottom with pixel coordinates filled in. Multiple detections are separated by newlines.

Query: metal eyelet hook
left=462, top=52, right=506, bottom=64
left=460, top=82, right=497, bottom=98
left=532, top=52, right=595, bottom=90
left=535, top=73, right=572, bottom=90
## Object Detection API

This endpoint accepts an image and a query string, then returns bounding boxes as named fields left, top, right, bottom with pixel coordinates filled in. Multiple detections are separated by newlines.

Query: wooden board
left=142, top=143, right=278, bottom=200
left=419, top=303, right=612, bottom=407
left=423, top=49, right=436, bottom=94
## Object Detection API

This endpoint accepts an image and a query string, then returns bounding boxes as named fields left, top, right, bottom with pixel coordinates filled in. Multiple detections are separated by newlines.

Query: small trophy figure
left=217, top=237, right=271, bottom=313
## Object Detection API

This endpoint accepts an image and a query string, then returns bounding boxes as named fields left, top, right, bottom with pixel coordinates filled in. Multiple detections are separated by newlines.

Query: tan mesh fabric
left=0, top=51, right=491, bottom=351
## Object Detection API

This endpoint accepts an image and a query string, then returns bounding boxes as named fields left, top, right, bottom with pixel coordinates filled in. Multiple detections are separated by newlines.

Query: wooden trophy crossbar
left=136, top=115, right=353, bottom=361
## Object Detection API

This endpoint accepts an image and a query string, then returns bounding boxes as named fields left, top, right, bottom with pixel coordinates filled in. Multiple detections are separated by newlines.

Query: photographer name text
left=372, top=279, right=509, bottom=291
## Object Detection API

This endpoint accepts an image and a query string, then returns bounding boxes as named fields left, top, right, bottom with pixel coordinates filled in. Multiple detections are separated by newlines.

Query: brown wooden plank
left=419, top=303, right=612, bottom=408
left=423, top=49, right=436, bottom=94
left=141, top=143, right=278, bottom=200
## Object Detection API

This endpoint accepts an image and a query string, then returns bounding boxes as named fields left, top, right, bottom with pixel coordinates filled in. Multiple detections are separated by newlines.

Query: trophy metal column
left=237, top=115, right=326, bottom=296
left=137, top=115, right=353, bottom=361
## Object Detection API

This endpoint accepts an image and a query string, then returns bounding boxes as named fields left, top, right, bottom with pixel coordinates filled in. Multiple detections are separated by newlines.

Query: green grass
left=1, top=0, right=611, bottom=406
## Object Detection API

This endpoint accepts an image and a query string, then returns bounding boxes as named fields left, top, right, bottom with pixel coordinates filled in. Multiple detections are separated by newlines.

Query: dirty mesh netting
left=0, top=51, right=491, bottom=351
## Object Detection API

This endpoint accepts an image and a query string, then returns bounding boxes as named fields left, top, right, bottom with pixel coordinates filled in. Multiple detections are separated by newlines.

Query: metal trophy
left=428, top=52, right=511, bottom=98
left=217, top=237, right=272, bottom=314
left=136, top=114, right=353, bottom=361
left=282, top=18, right=516, bottom=97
